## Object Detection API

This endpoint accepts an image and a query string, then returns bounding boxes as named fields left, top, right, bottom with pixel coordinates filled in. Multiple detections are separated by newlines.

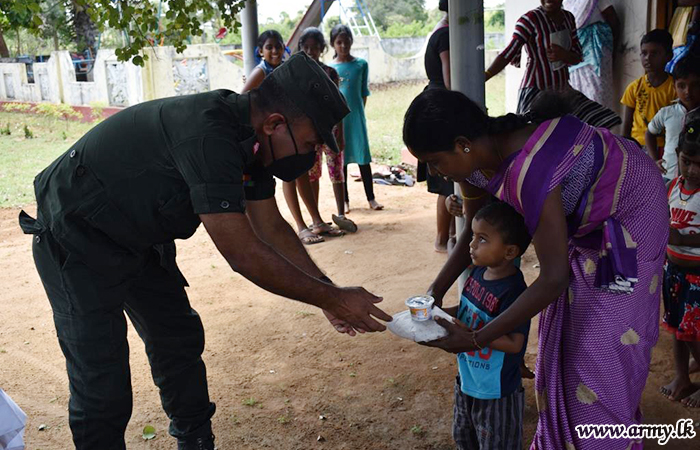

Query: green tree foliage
left=69, top=1, right=98, bottom=55
left=485, top=9, right=505, bottom=33
left=41, top=1, right=73, bottom=51
left=365, top=0, right=427, bottom=31
left=1, top=0, right=247, bottom=65
left=380, top=6, right=442, bottom=38
left=0, top=0, right=41, bottom=32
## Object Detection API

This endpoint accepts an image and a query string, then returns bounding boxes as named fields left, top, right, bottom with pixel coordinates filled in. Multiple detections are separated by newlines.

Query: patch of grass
left=0, top=112, right=95, bottom=208
left=365, top=76, right=506, bottom=165
left=486, top=73, right=506, bottom=117
left=411, top=425, right=425, bottom=436
left=0, top=77, right=507, bottom=207
left=242, top=397, right=259, bottom=407
left=277, top=415, right=290, bottom=424
left=365, top=81, right=424, bottom=165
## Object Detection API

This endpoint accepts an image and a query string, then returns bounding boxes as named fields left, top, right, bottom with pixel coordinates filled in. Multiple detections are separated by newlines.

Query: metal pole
left=449, top=0, right=485, bottom=293
left=241, top=0, right=259, bottom=77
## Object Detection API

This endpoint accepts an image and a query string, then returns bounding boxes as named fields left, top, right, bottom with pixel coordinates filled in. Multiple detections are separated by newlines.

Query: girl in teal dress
left=330, top=25, right=383, bottom=211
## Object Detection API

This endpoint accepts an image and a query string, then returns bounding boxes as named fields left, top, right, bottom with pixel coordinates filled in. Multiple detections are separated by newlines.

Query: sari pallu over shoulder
left=487, top=115, right=639, bottom=293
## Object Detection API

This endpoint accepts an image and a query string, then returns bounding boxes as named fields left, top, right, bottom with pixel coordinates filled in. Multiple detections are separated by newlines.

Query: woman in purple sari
left=403, top=89, right=667, bottom=450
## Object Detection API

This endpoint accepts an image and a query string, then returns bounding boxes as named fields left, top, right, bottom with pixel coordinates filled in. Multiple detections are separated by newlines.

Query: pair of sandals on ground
left=298, top=213, right=359, bottom=245
left=297, top=201, right=384, bottom=245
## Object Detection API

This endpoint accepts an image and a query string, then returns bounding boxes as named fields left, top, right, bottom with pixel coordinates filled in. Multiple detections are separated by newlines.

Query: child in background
left=431, top=202, right=532, bottom=448
left=485, top=0, right=620, bottom=129
left=282, top=27, right=357, bottom=245
left=329, top=25, right=383, bottom=211
left=647, top=56, right=700, bottom=181
left=660, top=112, right=700, bottom=409
left=621, top=29, right=676, bottom=147
left=241, top=30, right=285, bottom=92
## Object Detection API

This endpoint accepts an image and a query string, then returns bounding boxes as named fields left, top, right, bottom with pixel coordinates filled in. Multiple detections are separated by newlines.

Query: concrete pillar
left=141, top=47, right=156, bottom=101
left=241, top=0, right=259, bottom=77
left=449, top=0, right=485, bottom=292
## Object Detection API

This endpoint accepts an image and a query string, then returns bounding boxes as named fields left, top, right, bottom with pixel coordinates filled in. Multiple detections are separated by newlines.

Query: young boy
left=659, top=111, right=700, bottom=408
left=621, top=29, right=676, bottom=147
left=441, top=202, right=532, bottom=449
left=646, top=56, right=700, bottom=181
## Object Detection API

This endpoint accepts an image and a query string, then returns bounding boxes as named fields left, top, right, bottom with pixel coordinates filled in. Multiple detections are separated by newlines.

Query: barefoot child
left=241, top=30, right=285, bottom=92
left=661, top=112, right=700, bottom=408
left=424, top=202, right=532, bottom=448
left=329, top=25, right=383, bottom=211
left=282, top=27, right=357, bottom=245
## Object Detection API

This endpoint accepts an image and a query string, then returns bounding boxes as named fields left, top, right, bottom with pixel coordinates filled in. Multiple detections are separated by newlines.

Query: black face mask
left=267, top=120, right=317, bottom=182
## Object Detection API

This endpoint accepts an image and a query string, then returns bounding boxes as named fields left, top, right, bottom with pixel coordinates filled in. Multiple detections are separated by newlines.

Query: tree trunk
left=0, top=31, right=9, bottom=58
left=53, top=31, right=59, bottom=51
left=71, top=1, right=98, bottom=56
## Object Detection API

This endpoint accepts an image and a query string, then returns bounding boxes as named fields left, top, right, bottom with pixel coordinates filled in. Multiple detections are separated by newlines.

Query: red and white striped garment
left=501, top=6, right=582, bottom=91
left=668, top=176, right=700, bottom=262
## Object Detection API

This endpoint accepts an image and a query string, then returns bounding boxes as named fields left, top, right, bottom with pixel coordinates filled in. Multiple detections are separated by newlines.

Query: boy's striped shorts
left=453, top=377, right=525, bottom=450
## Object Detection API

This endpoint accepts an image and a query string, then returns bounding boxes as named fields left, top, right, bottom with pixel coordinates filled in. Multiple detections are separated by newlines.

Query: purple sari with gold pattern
left=471, top=116, right=667, bottom=449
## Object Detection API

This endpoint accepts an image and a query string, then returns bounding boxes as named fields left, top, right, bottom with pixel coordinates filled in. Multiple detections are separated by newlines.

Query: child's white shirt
left=648, top=102, right=689, bottom=179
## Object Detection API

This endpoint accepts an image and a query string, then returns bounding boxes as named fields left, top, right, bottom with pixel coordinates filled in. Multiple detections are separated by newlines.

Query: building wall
left=0, top=35, right=496, bottom=106
left=504, top=0, right=651, bottom=116
left=0, top=62, right=41, bottom=103
left=322, top=35, right=428, bottom=85
left=0, top=44, right=246, bottom=107
left=380, top=37, right=426, bottom=57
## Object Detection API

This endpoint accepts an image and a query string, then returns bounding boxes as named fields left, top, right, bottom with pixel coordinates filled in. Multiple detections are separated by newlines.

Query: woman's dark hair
left=298, top=27, right=327, bottom=53
left=257, top=30, right=284, bottom=52
left=438, top=0, right=448, bottom=12
left=402, top=89, right=574, bottom=155
left=330, top=24, right=353, bottom=57
left=678, top=110, right=700, bottom=157
left=474, top=202, right=531, bottom=256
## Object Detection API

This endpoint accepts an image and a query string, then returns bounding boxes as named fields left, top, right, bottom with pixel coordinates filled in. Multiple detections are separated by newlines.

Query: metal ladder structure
left=338, top=0, right=380, bottom=38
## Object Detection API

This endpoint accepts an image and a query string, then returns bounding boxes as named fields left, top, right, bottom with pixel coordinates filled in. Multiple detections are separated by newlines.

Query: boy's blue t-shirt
left=457, top=265, right=529, bottom=400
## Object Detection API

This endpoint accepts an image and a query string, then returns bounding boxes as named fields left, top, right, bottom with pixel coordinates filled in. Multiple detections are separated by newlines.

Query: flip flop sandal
left=333, top=214, right=358, bottom=233
left=312, top=222, right=345, bottom=237
left=299, top=228, right=324, bottom=245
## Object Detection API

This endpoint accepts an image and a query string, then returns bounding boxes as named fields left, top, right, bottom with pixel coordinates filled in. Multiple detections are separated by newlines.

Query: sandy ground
left=1, top=176, right=699, bottom=450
